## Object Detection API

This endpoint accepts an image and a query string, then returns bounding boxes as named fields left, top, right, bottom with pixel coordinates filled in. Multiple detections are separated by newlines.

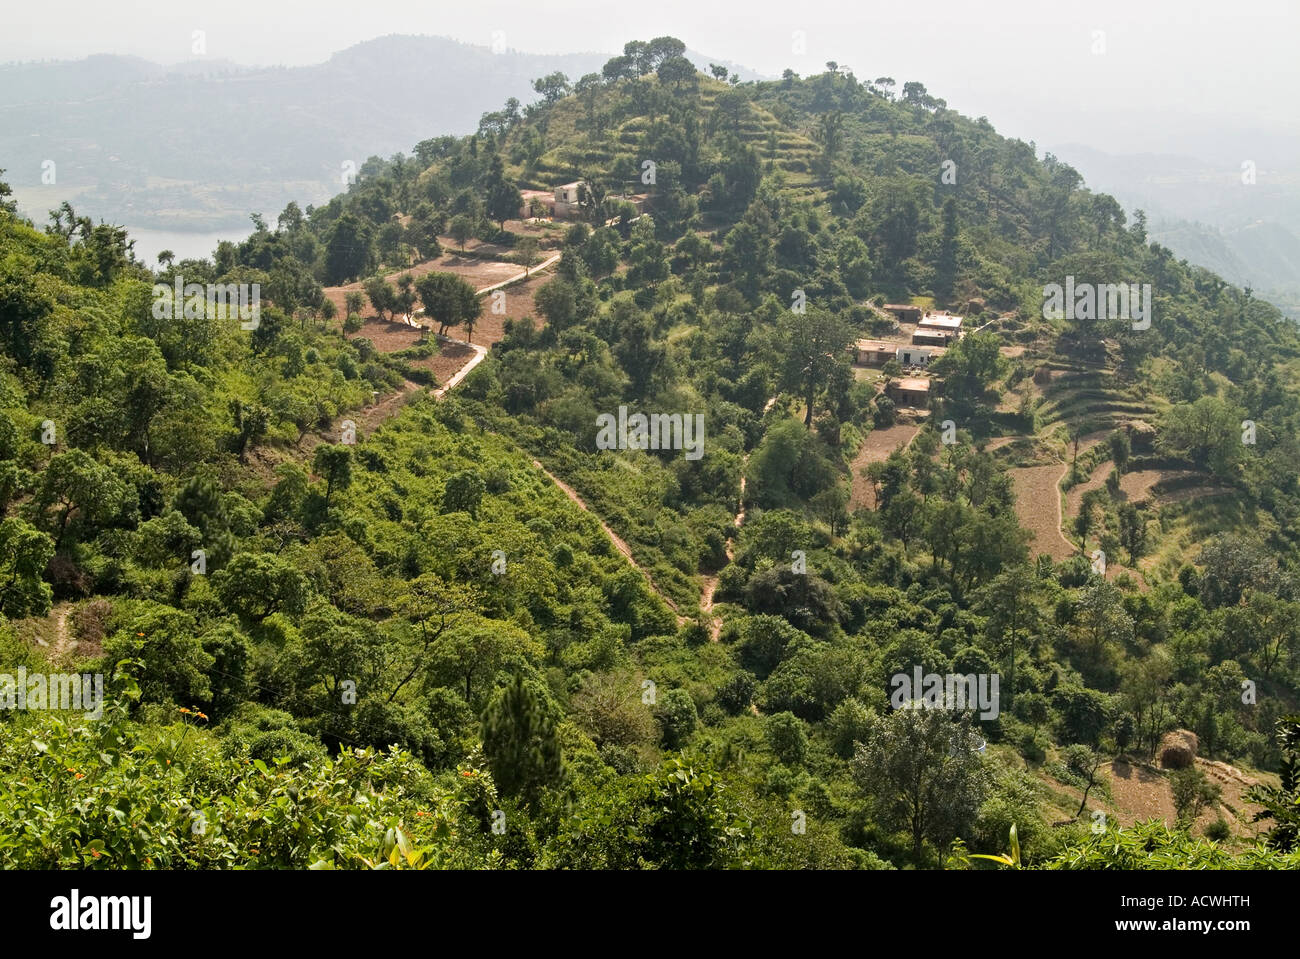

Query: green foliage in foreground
left=1042, top=820, right=1300, bottom=870
left=0, top=671, right=500, bottom=869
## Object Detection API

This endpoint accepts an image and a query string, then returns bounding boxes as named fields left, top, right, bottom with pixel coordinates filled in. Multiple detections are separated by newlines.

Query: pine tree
left=481, top=674, right=563, bottom=808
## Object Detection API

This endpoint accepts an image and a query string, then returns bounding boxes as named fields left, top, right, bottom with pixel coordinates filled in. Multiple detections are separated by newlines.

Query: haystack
left=1158, top=729, right=1199, bottom=769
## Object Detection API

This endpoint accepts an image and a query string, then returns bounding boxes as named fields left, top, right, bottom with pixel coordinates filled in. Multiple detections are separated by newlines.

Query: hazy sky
left=5, top=0, right=1298, bottom=156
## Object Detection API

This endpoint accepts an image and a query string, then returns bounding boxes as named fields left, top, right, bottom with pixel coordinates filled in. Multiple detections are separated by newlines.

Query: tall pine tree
left=481, top=674, right=564, bottom=809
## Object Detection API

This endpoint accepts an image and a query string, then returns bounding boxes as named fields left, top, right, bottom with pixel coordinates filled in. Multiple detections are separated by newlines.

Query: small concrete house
left=897, top=346, right=943, bottom=367
left=554, top=182, right=584, bottom=218
left=918, top=312, right=964, bottom=334
left=888, top=377, right=932, bottom=406
left=912, top=328, right=953, bottom=346
left=883, top=303, right=923, bottom=323
left=852, top=339, right=897, bottom=366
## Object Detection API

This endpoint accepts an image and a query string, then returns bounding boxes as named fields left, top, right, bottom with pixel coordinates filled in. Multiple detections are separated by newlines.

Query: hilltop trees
left=324, top=213, right=372, bottom=285
left=4, top=58, right=1300, bottom=875
left=532, top=72, right=571, bottom=105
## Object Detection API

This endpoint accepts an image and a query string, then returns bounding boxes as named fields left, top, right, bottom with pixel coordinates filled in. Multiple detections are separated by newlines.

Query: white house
left=896, top=345, right=944, bottom=367
left=554, top=182, right=584, bottom=218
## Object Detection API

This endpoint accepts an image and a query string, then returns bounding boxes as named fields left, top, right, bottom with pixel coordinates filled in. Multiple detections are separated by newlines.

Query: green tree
left=442, top=469, right=486, bottom=518
left=29, top=449, right=136, bottom=550
left=449, top=215, right=474, bottom=252
left=1108, top=430, right=1131, bottom=473
left=481, top=674, right=564, bottom=809
left=324, top=212, right=373, bottom=285
left=654, top=688, right=698, bottom=749
left=415, top=272, right=480, bottom=338
left=931, top=331, right=1004, bottom=415
left=781, top=308, right=853, bottom=427
left=0, top=518, right=54, bottom=618
left=484, top=156, right=523, bottom=231
left=103, top=603, right=215, bottom=706
left=975, top=565, right=1043, bottom=712
left=1170, top=766, right=1220, bottom=827
left=363, top=275, right=397, bottom=321
left=212, top=553, right=309, bottom=622
left=532, top=71, right=571, bottom=104
left=851, top=707, right=991, bottom=861
left=764, top=711, right=809, bottom=766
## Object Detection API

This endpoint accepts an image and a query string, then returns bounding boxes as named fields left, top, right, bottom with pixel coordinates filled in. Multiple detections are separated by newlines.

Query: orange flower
left=460, top=770, right=474, bottom=777
left=179, top=707, right=191, bottom=714
left=74, top=773, right=84, bottom=780
left=137, top=632, right=145, bottom=637
left=90, top=849, right=100, bottom=858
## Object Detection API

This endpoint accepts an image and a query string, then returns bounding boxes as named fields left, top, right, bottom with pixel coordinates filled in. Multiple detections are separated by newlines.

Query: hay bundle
left=1158, top=729, right=1199, bottom=769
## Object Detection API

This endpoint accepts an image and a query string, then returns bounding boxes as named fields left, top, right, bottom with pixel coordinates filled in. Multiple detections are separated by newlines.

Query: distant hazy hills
left=0, top=35, right=756, bottom=231
left=1055, top=143, right=1300, bottom=318
left=4, top=36, right=1294, bottom=319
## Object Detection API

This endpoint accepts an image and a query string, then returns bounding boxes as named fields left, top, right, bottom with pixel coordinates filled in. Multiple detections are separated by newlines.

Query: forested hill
left=1, top=39, right=1299, bottom=870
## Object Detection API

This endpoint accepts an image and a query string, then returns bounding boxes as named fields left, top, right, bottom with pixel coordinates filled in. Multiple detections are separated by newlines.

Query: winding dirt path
left=531, top=460, right=688, bottom=626
left=702, top=396, right=781, bottom=641
left=35, top=601, right=76, bottom=662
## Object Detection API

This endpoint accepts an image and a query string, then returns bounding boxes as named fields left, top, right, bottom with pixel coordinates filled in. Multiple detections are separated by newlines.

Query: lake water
left=125, top=226, right=252, bottom=264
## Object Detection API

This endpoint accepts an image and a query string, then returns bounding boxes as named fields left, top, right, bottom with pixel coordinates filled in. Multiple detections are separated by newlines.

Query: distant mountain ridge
left=0, top=35, right=758, bottom=230
left=1053, top=143, right=1300, bottom=318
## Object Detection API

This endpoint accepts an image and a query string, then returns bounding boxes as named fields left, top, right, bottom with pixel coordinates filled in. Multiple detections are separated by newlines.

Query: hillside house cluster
left=851, top=306, right=968, bottom=410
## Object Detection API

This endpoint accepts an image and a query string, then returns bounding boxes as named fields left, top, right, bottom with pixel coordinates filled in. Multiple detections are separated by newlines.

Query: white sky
left=5, top=0, right=1298, bottom=157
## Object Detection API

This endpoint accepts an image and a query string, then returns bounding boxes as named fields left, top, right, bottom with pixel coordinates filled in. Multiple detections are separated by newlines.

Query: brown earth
left=1010, top=434, right=1107, bottom=562
left=1009, top=463, right=1075, bottom=561
left=321, top=251, right=523, bottom=322
left=1045, top=756, right=1268, bottom=841
left=849, top=420, right=923, bottom=510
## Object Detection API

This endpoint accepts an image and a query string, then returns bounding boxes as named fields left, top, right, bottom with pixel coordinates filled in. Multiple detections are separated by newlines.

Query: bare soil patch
left=1044, top=757, right=1267, bottom=841
left=849, top=420, right=923, bottom=510
left=1010, top=463, right=1074, bottom=561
